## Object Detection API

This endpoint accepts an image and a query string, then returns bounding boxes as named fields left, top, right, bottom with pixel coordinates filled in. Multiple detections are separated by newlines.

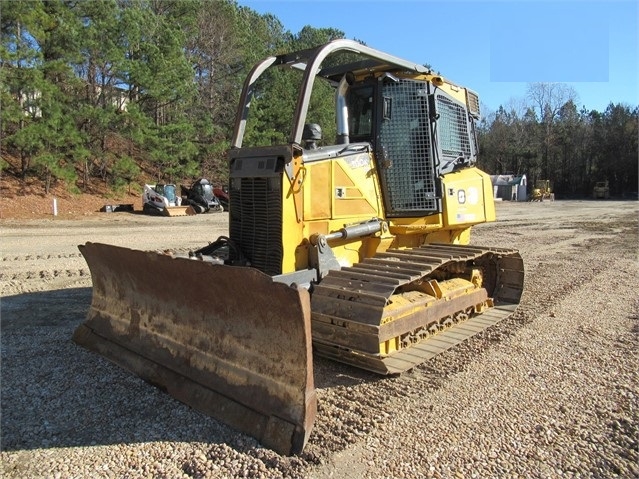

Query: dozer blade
left=74, top=242, right=316, bottom=455
left=164, top=205, right=196, bottom=216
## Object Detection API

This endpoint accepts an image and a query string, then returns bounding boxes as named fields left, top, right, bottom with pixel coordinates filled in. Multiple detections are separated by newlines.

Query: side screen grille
left=378, top=80, right=438, bottom=215
left=436, top=94, right=471, bottom=159
left=229, top=177, right=283, bottom=276
left=466, top=89, right=480, bottom=118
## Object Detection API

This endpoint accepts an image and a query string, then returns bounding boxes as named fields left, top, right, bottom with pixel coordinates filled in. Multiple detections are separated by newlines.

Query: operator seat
left=302, top=123, right=322, bottom=150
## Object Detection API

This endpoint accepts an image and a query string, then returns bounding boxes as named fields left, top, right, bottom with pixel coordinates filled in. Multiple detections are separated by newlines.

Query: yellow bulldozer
left=530, top=179, right=554, bottom=201
left=74, top=40, right=524, bottom=455
left=593, top=180, right=610, bottom=199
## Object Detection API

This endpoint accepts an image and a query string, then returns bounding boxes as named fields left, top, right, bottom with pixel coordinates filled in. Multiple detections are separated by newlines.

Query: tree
left=598, top=103, right=639, bottom=196
left=185, top=0, right=252, bottom=179
left=477, top=103, right=538, bottom=179
left=1, top=0, right=86, bottom=190
left=119, top=0, right=199, bottom=181
left=480, top=83, right=638, bottom=198
left=71, top=0, right=127, bottom=189
left=554, top=100, right=581, bottom=194
left=1, top=0, right=48, bottom=177
left=526, top=82, right=578, bottom=180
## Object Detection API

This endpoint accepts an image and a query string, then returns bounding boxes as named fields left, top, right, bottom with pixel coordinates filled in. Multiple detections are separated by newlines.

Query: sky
left=239, top=0, right=638, bottom=116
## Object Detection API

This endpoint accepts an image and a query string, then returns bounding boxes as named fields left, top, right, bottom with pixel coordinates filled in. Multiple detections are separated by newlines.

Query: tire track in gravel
left=1, top=253, right=84, bottom=262
left=1, top=252, right=90, bottom=296
left=0, top=248, right=204, bottom=297
left=1, top=268, right=89, bottom=281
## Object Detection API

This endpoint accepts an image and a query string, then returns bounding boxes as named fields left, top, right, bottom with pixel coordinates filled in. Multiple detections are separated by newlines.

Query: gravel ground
left=1, top=201, right=638, bottom=479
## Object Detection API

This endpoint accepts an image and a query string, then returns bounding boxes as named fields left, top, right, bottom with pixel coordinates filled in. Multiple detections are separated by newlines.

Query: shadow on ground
left=0, top=288, right=241, bottom=452
left=0, top=288, right=375, bottom=454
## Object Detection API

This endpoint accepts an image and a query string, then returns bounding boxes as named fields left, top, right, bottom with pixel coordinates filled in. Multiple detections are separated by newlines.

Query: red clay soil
left=0, top=172, right=142, bottom=221
left=0, top=149, right=148, bottom=220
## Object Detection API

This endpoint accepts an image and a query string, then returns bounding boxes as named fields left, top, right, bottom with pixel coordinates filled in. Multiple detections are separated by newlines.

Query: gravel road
left=1, top=201, right=637, bottom=478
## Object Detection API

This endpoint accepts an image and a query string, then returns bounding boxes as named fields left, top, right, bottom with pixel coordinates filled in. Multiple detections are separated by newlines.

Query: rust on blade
left=74, top=242, right=316, bottom=455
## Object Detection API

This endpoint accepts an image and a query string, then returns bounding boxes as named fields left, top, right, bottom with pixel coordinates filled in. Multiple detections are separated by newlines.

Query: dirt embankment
left=0, top=150, right=181, bottom=220
left=0, top=174, right=142, bottom=221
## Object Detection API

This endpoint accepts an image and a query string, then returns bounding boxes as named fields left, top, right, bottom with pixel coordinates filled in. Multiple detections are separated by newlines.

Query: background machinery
left=181, top=178, right=224, bottom=213
left=213, top=184, right=229, bottom=211
left=142, top=183, right=195, bottom=216
left=593, top=180, right=610, bottom=199
left=530, top=179, right=554, bottom=201
left=74, top=40, right=524, bottom=455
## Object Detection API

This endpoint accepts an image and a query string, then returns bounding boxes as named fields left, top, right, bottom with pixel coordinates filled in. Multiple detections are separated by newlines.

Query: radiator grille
left=436, top=94, right=471, bottom=159
left=379, top=80, right=438, bottom=215
left=229, top=177, right=283, bottom=276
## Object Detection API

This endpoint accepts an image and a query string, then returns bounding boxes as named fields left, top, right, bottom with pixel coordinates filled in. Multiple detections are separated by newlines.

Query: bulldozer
left=74, top=40, right=524, bottom=455
left=530, top=179, right=554, bottom=201
left=593, top=180, right=610, bottom=199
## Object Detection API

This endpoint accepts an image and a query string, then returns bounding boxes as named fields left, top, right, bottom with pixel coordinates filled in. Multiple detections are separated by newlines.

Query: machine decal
left=344, top=153, right=370, bottom=170
left=457, top=189, right=466, bottom=204
left=467, top=187, right=479, bottom=205
left=456, top=213, right=477, bottom=222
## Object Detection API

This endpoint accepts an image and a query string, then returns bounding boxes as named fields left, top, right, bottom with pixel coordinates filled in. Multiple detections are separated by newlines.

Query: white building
left=490, top=174, right=528, bottom=201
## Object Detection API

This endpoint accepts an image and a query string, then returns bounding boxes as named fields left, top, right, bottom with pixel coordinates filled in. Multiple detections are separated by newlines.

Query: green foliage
left=479, top=90, right=639, bottom=197
left=3, top=2, right=635, bottom=199
left=147, top=120, right=199, bottom=182
left=111, top=155, right=140, bottom=191
left=1, top=0, right=353, bottom=193
left=242, top=26, right=345, bottom=148
left=33, top=151, right=77, bottom=193
left=0, top=156, right=10, bottom=172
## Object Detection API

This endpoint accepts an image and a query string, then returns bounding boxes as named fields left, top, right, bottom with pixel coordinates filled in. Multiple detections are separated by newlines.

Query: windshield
left=162, top=185, right=176, bottom=202
left=347, top=86, right=374, bottom=140
left=201, top=184, right=214, bottom=200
